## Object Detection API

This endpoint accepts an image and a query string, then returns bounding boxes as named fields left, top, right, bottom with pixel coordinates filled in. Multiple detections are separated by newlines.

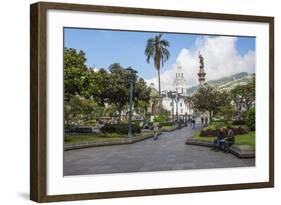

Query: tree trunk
left=115, top=104, right=123, bottom=122
left=157, top=69, right=161, bottom=97
left=209, top=110, right=213, bottom=122
left=157, top=69, right=162, bottom=109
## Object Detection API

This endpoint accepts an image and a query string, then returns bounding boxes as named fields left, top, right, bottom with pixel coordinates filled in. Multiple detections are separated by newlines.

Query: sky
left=64, top=28, right=255, bottom=90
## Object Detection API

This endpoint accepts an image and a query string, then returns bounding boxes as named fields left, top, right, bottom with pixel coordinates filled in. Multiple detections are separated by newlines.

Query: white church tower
left=174, top=60, right=187, bottom=95
left=157, top=60, right=193, bottom=118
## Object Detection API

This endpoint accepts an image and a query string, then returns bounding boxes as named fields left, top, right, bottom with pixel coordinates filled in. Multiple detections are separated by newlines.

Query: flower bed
left=200, top=126, right=248, bottom=137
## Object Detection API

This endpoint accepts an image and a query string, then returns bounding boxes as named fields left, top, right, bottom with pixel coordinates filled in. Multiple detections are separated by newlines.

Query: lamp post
left=127, top=68, right=134, bottom=140
left=175, top=94, right=179, bottom=125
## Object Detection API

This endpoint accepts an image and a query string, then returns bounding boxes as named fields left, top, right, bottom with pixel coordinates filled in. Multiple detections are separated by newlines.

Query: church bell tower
left=174, top=60, right=187, bottom=95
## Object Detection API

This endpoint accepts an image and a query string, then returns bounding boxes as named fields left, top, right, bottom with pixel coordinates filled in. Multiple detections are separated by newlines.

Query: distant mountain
left=186, top=72, right=254, bottom=95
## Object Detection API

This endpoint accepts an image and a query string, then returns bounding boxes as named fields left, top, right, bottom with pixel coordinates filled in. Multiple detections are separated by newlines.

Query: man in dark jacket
left=225, top=126, right=235, bottom=152
left=213, top=127, right=226, bottom=151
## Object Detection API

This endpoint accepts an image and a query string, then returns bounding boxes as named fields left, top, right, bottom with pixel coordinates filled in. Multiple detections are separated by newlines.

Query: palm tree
left=145, top=34, right=170, bottom=97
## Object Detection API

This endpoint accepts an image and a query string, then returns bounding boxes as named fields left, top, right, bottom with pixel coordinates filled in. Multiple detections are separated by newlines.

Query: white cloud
left=146, top=36, right=255, bottom=91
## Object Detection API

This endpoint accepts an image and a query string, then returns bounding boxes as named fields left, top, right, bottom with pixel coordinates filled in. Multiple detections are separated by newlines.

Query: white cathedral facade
left=159, top=61, right=193, bottom=118
left=148, top=54, right=206, bottom=120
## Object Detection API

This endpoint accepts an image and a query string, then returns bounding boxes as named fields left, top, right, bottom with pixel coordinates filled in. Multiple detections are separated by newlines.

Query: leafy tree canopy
left=64, top=47, right=87, bottom=71
left=64, top=47, right=89, bottom=101
left=231, top=77, right=255, bottom=111
left=191, top=85, right=230, bottom=121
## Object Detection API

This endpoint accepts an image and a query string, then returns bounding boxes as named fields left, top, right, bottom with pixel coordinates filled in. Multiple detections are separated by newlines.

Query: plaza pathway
left=64, top=125, right=255, bottom=176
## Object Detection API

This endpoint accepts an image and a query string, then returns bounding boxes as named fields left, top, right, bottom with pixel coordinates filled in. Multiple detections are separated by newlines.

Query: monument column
left=197, top=52, right=206, bottom=87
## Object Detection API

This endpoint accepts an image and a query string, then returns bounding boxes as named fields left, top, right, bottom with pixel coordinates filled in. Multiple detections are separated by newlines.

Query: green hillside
left=186, top=72, right=255, bottom=95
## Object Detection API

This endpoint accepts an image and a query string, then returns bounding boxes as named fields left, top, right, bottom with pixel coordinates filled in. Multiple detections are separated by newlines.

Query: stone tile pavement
left=64, top=125, right=255, bottom=176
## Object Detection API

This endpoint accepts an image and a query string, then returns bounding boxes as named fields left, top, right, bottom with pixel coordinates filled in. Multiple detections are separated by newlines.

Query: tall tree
left=191, top=85, right=229, bottom=122
left=64, top=95, right=103, bottom=128
left=145, top=34, right=170, bottom=97
left=231, top=77, right=255, bottom=112
left=86, top=63, right=151, bottom=120
left=64, top=47, right=89, bottom=101
left=64, top=47, right=87, bottom=71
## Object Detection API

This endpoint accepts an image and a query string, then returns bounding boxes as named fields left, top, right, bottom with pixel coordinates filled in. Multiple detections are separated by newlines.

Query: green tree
left=64, top=95, right=103, bottom=128
left=231, top=77, right=255, bottom=112
left=145, top=34, right=170, bottom=96
left=64, top=47, right=89, bottom=101
left=105, top=64, right=134, bottom=119
left=85, top=68, right=110, bottom=105
left=86, top=63, right=151, bottom=120
left=134, top=78, right=151, bottom=108
left=191, top=85, right=229, bottom=122
left=64, top=48, right=87, bottom=71
left=135, top=100, right=149, bottom=120
left=217, top=103, right=234, bottom=125
left=245, top=107, right=255, bottom=130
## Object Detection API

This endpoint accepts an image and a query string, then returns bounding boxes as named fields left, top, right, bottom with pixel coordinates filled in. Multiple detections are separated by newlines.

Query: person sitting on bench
left=225, top=126, right=235, bottom=153
left=213, top=127, right=226, bottom=152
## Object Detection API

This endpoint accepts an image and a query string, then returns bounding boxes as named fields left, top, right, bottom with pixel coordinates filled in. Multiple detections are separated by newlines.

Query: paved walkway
left=64, top=125, right=255, bottom=176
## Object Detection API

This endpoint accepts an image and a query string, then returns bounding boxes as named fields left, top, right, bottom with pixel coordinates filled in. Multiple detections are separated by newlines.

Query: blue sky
left=64, top=28, right=255, bottom=88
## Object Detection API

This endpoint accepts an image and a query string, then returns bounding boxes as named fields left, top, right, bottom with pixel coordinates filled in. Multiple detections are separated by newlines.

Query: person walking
left=153, top=122, right=159, bottom=140
left=192, top=118, right=196, bottom=129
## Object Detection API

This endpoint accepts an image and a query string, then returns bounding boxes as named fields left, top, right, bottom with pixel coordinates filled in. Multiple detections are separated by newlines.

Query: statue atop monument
left=197, top=52, right=206, bottom=87
left=199, top=52, right=204, bottom=68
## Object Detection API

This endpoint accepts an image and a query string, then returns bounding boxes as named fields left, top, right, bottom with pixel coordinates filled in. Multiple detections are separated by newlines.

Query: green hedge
left=100, top=123, right=141, bottom=134
left=246, top=108, right=255, bottom=131
left=159, top=122, right=173, bottom=127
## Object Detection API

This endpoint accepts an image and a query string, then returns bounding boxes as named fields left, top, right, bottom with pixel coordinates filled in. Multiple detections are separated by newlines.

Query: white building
left=158, top=61, right=193, bottom=118
left=174, top=61, right=187, bottom=95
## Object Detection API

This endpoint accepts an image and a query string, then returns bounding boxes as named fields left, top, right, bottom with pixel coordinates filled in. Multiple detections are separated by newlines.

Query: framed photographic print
left=30, top=1, right=274, bottom=202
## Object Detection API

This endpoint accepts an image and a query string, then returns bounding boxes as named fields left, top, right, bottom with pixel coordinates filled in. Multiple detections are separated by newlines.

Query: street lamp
left=175, top=94, right=179, bottom=125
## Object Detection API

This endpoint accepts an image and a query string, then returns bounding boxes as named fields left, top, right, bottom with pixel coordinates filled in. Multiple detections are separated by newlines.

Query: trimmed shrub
left=246, top=107, right=255, bottom=131
left=100, top=124, right=116, bottom=133
left=101, top=123, right=141, bottom=134
left=232, top=120, right=246, bottom=125
left=69, top=127, right=93, bottom=133
left=200, top=126, right=248, bottom=137
left=200, top=129, right=217, bottom=137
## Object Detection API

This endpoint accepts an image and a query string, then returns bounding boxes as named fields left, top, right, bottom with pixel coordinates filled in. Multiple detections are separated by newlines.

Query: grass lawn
left=65, top=132, right=153, bottom=144
left=193, top=131, right=255, bottom=148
